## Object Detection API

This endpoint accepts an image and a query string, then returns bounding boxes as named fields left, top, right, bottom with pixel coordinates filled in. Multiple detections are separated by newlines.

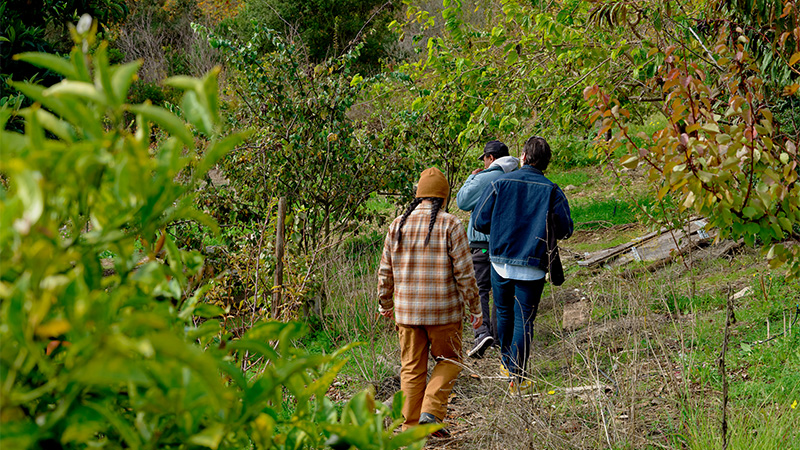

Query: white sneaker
left=468, top=335, right=494, bottom=358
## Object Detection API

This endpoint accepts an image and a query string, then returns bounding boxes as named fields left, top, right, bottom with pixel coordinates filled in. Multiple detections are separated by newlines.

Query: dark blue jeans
left=491, top=267, right=545, bottom=378
left=471, top=248, right=496, bottom=342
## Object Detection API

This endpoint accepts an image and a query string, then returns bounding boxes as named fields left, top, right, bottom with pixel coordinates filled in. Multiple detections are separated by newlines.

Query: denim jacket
left=473, top=166, right=573, bottom=268
left=456, top=156, right=518, bottom=248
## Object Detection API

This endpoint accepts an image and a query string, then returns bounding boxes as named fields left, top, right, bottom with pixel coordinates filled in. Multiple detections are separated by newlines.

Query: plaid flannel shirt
left=378, top=202, right=481, bottom=325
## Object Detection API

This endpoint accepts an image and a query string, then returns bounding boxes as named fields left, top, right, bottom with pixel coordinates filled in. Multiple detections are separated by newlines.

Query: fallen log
left=578, top=218, right=716, bottom=269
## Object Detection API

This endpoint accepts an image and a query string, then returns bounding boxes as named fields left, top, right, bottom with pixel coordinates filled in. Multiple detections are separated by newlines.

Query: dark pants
left=491, top=266, right=545, bottom=378
left=471, top=248, right=496, bottom=341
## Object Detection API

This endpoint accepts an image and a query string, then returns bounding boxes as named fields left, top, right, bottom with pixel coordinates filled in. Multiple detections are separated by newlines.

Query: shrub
left=0, top=18, right=431, bottom=450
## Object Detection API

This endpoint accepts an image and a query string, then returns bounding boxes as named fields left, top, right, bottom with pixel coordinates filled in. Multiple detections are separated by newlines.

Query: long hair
left=396, top=197, right=445, bottom=246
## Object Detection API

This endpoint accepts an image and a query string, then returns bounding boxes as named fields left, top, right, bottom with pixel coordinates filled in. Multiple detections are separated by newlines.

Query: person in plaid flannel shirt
left=378, top=167, right=482, bottom=437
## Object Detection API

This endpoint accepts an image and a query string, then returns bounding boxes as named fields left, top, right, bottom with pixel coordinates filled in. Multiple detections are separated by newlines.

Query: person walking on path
left=473, top=136, right=573, bottom=393
left=456, top=140, right=519, bottom=358
left=378, top=167, right=483, bottom=436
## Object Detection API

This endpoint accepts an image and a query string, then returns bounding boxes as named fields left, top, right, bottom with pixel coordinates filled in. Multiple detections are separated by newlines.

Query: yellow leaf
left=784, top=84, right=800, bottom=96
left=683, top=191, right=695, bottom=209
left=35, top=318, right=71, bottom=338
left=790, top=52, right=800, bottom=66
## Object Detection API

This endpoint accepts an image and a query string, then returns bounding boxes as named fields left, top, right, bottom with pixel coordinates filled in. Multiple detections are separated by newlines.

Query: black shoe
left=467, top=335, right=494, bottom=359
left=419, top=412, right=450, bottom=438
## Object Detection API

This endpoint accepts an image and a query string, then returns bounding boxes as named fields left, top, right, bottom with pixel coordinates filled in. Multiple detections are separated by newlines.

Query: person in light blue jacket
left=473, top=136, right=573, bottom=394
left=456, top=140, right=518, bottom=358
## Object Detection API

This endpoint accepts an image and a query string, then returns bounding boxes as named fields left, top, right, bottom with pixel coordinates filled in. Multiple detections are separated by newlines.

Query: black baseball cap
left=478, top=140, right=509, bottom=160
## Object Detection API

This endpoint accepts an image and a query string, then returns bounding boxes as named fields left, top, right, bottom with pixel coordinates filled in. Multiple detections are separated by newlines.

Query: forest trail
left=366, top=221, right=788, bottom=449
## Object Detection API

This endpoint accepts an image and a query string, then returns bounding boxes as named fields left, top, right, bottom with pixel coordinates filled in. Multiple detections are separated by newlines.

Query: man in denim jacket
left=473, top=136, right=573, bottom=393
left=456, top=140, right=518, bottom=358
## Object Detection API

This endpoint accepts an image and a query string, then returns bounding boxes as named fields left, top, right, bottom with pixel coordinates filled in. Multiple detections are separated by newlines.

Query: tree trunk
left=272, top=197, right=287, bottom=319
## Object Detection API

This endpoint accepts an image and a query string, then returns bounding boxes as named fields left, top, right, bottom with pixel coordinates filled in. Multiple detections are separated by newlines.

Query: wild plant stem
left=719, top=286, right=733, bottom=450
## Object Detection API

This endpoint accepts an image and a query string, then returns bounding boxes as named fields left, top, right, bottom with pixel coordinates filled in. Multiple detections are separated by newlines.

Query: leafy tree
left=1, top=0, right=128, bottom=126
left=705, top=0, right=800, bottom=138
left=585, top=19, right=800, bottom=277
left=381, top=0, right=665, bottom=184
left=0, top=20, right=432, bottom=449
left=233, top=0, right=399, bottom=71
left=204, top=24, right=418, bottom=253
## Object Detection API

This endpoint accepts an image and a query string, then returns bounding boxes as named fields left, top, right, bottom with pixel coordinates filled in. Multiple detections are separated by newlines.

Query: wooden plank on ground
left=577, top=229, right=663, bottom=268
left=610, top=219, right=714, bottom=267
left=578, top=218, right=714, bottom=268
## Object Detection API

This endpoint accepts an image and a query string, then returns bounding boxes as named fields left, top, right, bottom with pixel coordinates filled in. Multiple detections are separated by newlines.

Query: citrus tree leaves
left=1, top=22, right=428, bottom=450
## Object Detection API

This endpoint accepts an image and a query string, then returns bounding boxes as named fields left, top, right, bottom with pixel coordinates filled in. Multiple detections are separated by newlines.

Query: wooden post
left=272, top=197, right=287, bottom=319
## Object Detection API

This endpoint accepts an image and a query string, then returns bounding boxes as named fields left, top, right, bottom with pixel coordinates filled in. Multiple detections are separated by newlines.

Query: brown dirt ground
left=396, top=225, right=767, bottom=449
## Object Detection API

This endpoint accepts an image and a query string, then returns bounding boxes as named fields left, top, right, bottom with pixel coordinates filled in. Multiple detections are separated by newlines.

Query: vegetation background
left=1, top=0, right=799, bottom=449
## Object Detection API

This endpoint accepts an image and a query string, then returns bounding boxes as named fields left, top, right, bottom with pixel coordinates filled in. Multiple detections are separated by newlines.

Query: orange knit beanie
left=415, top=167, right=449, bottom=199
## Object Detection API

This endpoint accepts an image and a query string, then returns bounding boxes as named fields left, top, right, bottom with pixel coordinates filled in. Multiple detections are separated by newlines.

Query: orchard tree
left=585, top=16, right=800, bottom=277
left=0, top=19, right=432, bottom=449
left=203, top=24, right=418, bottom=253
left=381, top=0, right=665, bottom=187
left=233, top=0, right=399, bottom=72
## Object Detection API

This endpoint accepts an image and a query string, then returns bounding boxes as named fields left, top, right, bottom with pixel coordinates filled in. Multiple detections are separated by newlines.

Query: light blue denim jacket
left=456, top=156, right=518, bottom=248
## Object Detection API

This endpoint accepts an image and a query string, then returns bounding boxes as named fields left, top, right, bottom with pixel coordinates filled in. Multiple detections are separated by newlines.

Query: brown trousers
left=397, top=322, right=463, bottom=429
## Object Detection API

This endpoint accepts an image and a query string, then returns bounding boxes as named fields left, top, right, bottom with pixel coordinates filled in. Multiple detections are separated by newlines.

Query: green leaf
left=192, top=303, right=226, bottom=318
left=182, top=90, right=214, bottom=135
left=44, top=80, right=106, bottom=104
left=716, top=133, right=732, bottom=144
left=390, top=423, right=442, bottom=446
left=84, top=401, right=143, bottom=448
left=188, top=423, right=226, bottom=449
left=227, top=339, right=280, bottom=362
left=243, top=320, right=307, bottom=343
left=201, top=66, right=221, bottom=120
left=620, top=155, right=639, bottom=169
left=14, top=52, right=76, bottom=79
left=111, top=60, right=143, bottom=104
left=164, top=75, right=201, bottom=91
left=301, top=358, right=347, bottom=402
left=13, top=170, right=44, bottom=229
left=34, top=109, right=77, bottom=142
left=186, top=320, right=221, bottom=341
left=194, top=131, right=250, bottom=181
left=505, top=48, right=519, bottom=65
left=93, top=42, right=116, bottom=106
left=129, top=104, right=194, bottom=148
left=391, top=391, right=405, bottom=420
left=148, top=333, right=228, bottom=407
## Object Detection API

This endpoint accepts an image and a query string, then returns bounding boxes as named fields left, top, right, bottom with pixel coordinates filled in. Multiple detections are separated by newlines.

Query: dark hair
left=396, top=197, right=444, bottom=246
left=522, top=136, right=551, bottom=170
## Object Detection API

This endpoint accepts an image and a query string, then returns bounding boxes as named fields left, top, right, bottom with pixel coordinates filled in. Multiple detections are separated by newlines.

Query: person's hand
left=470, top=313, right=483, bottom=330
left=379, top=308, right=394, bottom=319
left=471, top=167, right=482, bottom=175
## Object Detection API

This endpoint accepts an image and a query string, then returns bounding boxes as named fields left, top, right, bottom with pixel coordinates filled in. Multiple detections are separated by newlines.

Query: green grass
left=570, top=196, right=653, bottom=229
left=654, top=292, right=727, bottom=315
left=548, top=169, right=591, bottom=188
left=675, top=401, right=800, bottom=449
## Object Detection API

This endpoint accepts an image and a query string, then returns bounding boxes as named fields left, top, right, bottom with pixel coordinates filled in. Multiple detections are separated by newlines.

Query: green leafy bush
left=0, top=20, right=430, bottom=450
